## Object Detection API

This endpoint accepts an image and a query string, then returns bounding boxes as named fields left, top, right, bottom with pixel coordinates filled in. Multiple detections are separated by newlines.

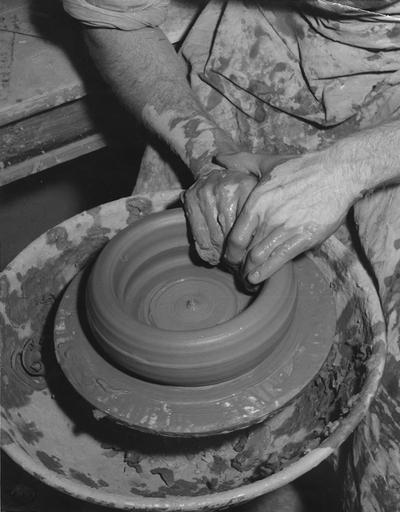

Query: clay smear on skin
left=142, top=105, right=220, bottom=175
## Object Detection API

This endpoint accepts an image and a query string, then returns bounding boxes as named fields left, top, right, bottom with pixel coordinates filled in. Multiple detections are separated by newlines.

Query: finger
left=215, top=175, right=257, bottom=241
left=236, top=176, right=258, bottom=214
left=218, top=201, right=236, bottom=236
left=200, top=187, right=224, bottom=254
left=216, top=182, right=242, bottom=236
left=243, top=226, right=294, bottom=276
left=183, top=191, right=219, bottom=264
left=225, top=207, right=260, bottom=265
left=246, top=235, right=310, bottom=284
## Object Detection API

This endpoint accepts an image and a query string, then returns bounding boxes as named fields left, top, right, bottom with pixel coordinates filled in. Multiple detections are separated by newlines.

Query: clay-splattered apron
left=137, top=1, right=400, bottom=509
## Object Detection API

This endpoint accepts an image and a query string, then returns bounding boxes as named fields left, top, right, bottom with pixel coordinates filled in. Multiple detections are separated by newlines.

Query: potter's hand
left=225, top=152, right=359, bottom=284
left=183, top=152, right=291, bottom=265
left=183, top=168, right=257, bottom=265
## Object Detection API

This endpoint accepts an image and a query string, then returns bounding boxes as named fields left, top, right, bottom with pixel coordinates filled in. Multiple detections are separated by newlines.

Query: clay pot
left=86, top=209, right=297, bottom=386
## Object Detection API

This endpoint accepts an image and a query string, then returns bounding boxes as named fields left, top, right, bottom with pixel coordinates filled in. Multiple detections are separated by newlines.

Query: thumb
left=257, top=154, right=298, bottom=177
left=214, top=152, right=262, bottom=177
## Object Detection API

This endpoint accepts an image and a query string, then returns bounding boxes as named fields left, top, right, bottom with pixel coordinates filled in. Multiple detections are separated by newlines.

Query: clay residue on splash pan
left=53, top=255, right=372, bottom=498
left=0, top=193, right=385, bottom=505
left=92, top=320, right=371, bottom=499
left=0, top=194, right=165, bottom=414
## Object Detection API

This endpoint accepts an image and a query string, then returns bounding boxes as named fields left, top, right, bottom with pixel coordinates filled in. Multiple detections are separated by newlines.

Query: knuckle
left=249, top=246, right=265, bottom=265
left=240, top=205, right=252, bottom=220
left=270, top=245, right=290, bottom=261
left=210, top=232, right=222, bottom=246
left=229, top=230, right=244, bottom=248
left=185, top=189, right=198, bottom=204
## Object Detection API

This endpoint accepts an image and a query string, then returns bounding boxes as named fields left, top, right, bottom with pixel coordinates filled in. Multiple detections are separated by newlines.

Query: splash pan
left=0, top=193, right=386, bottom=510
left=54, top=209, right=336, bottom=436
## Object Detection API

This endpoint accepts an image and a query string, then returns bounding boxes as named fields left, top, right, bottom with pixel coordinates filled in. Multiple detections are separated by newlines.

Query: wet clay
left=84, top=209, right=297, bottom=386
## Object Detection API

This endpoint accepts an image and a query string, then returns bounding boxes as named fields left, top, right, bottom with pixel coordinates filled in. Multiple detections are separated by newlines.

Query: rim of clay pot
left=85, top=209, right=297, bottom=386
left=0, top=194, right=386, bottom=512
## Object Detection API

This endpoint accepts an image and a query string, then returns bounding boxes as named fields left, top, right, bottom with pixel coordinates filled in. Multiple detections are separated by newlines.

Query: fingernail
left=248, top=271, right=260, bottom=282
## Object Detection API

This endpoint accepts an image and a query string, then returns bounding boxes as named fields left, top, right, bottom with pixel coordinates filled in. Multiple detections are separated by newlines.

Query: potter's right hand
left=183, top=168, right=257, bottom=265
left=183, top=152, right=291, bottom=265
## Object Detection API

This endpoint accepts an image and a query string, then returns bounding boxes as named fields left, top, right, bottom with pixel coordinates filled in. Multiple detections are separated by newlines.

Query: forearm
left=327, top=120, right=400, bottom=200
left=83, top=27, right=237, bottom=176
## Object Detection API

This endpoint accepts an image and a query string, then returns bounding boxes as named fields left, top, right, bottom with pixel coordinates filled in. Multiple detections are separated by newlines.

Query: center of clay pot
left=86, top=209, right=297, bottom=386
left=136, top=268, right=252, bottom=331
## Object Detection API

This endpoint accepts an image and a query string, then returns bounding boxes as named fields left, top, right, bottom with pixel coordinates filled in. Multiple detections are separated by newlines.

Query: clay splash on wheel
left=54, top=209, right=336, bottom=436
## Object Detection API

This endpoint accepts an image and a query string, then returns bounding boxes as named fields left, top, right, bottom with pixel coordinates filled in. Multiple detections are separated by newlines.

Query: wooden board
left=0, top=99, right=106, bottom=186
left=0, top=0, right=204, bottom=185
left=0, top=0, right=90, bottom=126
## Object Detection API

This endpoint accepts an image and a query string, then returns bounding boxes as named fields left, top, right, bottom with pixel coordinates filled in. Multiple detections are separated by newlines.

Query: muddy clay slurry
left=0, top=194, right=386, bottom=510
left=54, top=209, right=337, bottom=436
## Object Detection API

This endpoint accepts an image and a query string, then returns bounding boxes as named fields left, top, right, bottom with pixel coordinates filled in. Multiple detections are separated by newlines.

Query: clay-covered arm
left=224, top=120, right=400, bottom=283
left=83, top=27, right=279, bottom=264
left=83, top=27, right=238, bottom=177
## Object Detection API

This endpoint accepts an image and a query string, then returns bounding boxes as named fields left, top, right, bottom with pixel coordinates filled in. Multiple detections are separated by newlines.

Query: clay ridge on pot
left=85, top=209, right=297, bottom=386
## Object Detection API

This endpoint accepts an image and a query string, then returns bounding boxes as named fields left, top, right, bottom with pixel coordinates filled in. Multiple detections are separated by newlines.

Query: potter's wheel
left=54, top=209, right=336, bottom=436
left=1, top=194, right=386, bottom=509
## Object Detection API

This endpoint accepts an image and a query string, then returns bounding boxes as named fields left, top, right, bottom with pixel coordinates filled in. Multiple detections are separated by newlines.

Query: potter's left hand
left=225, top=152, right=360, bottom=284
left=183, top=168, right=258, bottom=265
